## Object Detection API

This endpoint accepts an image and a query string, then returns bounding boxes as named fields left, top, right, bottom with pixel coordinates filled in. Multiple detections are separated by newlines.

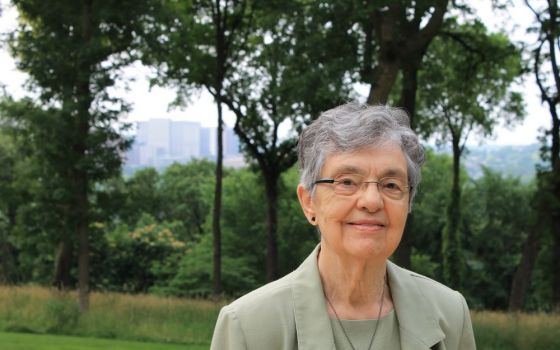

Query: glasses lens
left=380, top=177, right=407, bottom=199
left=333, top=174, right=363, bottom=196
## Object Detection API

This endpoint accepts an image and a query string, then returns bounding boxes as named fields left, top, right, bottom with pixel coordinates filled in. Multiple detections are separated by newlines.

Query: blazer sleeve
left=210, top=305, right=248, bottom=350
left=458, top=293, right=477, bottom=350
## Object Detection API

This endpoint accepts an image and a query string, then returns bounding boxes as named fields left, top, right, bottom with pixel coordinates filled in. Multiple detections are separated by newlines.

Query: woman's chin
left=342, top=239, right=389, bottom=261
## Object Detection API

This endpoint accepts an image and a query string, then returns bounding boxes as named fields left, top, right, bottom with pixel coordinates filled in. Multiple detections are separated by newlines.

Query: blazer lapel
left=387, top=261, right=446, bottom=350
left=291, top=245, right=336, bottom=350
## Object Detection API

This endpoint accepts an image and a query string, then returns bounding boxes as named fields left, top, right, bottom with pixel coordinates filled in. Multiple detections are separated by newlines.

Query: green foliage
left=410, top=149, right=454, bottom=269
left=0, top=0, right=555, bottom=313
left=120, top=168, right=163, bottom=226
left=163, top=169, right=266, bottom=297
left=417, top=18, right=525, bottom=142
left=163, top=233, right=259, bottom=298
left=159, top=167, right=318, bottom=297
left=277, top=167, right=320, bottom=275
left=461, top=168, right=534, bottom=309
left=91, top=214, right=185, bottom=293
left=526, top=230, right=554, bottom=311
left=416, top=18, right=525, bottom=289
left=410, top=249, right=439, bottom=279
left=159, top=160, right=215, bottom=241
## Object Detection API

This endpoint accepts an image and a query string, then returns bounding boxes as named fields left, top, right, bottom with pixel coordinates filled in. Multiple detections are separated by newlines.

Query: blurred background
left=0, top=0, right=559, bottom=349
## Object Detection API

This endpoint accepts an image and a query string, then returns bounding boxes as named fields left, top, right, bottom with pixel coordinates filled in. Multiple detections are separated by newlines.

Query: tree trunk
left=264, top=173, right=279, bottom=282
left=77, top=0, right=93, bottom=313
left=365, top=1, right=448, bottom=106
left=392, top=57, right=422, bottom=269
left=548, top=101, right=560, bottom=310
left=442, top=140, right=463, bottom=289
left=0, top=207, right=16, bottom=284
left=367, top=61, right=400, bottom=105
left=552, top=205, right=560, bottom=311
left=399, top=58, right=421, bottom=129
left=0, top=237, right=14, bottom=284
left=212, top=95, right=224, bottom=297
left=52, top=239, right=73, bottom=289
left=509, top=224, right=542, bottom=311
left=77, top=173, right=89, bottom=312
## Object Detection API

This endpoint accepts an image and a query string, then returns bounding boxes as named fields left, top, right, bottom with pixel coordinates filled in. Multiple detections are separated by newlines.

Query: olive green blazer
left=211, top=245, right=476, bottom=350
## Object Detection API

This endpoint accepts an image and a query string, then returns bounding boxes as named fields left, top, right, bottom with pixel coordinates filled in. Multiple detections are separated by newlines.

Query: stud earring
left=311, top=216, right=316, bottom=222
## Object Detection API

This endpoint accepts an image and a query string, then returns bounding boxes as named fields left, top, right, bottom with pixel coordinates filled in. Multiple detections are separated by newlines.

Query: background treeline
left=0, top=0, right=559, bottom=315
left=0, top=140, right=550, bottom=311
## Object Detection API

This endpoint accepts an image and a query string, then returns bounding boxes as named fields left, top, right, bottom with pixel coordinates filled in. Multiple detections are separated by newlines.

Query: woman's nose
left=357, top=182, right=384, bottom=212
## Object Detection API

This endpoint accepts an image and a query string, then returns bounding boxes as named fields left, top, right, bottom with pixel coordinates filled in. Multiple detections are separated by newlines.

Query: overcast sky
left=0, top=0, right=550, bottom=145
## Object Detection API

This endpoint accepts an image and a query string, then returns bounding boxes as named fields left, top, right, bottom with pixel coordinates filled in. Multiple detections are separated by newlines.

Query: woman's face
left=298, top=143, right=410, bottom=261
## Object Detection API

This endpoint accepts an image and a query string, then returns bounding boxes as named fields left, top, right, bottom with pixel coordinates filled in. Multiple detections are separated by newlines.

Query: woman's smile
left=346, top=219, right=386, bottom=233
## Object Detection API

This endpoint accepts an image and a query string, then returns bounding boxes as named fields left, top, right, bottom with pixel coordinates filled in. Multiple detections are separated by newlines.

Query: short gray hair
left=297, top=102, right=425, bottom=207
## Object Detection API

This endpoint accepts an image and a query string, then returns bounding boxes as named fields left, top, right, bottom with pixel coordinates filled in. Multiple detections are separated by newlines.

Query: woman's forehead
left=321, top=145, right=408, bottom=178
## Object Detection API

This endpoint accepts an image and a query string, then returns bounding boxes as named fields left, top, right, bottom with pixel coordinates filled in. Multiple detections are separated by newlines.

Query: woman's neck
left=318, top=246, right=393, bottom=319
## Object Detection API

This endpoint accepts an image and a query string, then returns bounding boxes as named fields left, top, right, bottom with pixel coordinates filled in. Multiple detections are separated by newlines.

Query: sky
left=0, top=0, right=551, bottom=145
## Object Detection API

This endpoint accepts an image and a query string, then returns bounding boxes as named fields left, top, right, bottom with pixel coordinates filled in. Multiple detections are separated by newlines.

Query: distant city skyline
left=126, top=119, right=242, bottom=172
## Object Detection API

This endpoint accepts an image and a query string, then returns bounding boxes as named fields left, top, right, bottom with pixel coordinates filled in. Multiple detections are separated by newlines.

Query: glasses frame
left=313, top=174, right=411, bottom=200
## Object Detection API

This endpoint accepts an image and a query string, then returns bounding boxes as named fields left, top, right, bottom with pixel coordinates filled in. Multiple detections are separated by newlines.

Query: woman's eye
left=338, top=177, right=358, bottom=187
left=383, top=180, right=402, bottom=191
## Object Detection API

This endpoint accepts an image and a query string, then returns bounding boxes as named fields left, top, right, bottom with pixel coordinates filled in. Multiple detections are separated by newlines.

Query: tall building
left=225, top=126, right=241, bottom=156
left=126, top=119, right=242, bottom=170
left=170, top=121, right=200, bottom=159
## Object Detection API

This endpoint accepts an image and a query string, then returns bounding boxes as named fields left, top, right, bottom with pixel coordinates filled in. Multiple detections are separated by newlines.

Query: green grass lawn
left=0, top=332, right=207, bottom=350
left=2, top=286, right=560, bottom=349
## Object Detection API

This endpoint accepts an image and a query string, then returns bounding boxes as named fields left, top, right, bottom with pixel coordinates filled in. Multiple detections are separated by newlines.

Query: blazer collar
left=291, top=245, right=445, bottom=350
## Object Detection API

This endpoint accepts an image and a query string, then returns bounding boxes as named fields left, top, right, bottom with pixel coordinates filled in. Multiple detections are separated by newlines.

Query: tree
left=0, top=126, right=22, bottom=283
left=142, top=0, right=255, bottom=296
left=417, top=19, right=524, bottom=289
left=355, top=0, right=449, bottom=108
left=8, top=0, right=155, bottom=311
left=345, top=0, right=450, bottom=269
left=220, top=0, right=355, bottom=281
left=1, top=98, right=78, bottom=287
left=523, top=0, right=560, bottom=311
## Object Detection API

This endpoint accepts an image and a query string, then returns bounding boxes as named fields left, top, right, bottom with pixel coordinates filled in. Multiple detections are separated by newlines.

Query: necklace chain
left=325, top=277, right=386, bottom=350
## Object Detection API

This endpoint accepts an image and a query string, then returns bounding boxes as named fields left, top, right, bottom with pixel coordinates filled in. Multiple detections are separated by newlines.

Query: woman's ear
left=297, top=184, right=316, bottom=225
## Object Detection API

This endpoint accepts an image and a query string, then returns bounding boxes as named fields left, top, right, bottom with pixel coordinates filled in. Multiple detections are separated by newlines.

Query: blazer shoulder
left=221, top=269, right=300, bottom=329
left=213, top=271, right=298, bottom=348
left=390, top=263, right=468, bottom=321
left=228, top=269, right=297, bottom=314
left=393, top=263, right=461, bottom=297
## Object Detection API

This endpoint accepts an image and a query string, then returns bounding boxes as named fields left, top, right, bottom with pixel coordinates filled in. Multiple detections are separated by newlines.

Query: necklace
left=324, top=277, right=386, bottom=350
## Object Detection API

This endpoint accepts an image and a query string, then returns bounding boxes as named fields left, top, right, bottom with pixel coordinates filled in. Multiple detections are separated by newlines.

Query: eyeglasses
left=313, top=173, right=410, bottom=200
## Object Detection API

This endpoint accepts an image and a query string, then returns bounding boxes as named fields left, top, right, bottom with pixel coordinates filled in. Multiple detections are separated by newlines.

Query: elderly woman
left=211, top=103, right=476, bottom=350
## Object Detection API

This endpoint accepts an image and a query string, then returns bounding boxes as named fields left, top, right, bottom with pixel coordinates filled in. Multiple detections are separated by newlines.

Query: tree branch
left=410, top=0, right=449, bottom=53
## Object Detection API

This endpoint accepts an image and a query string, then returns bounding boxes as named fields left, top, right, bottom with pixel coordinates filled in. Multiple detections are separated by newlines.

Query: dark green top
left=330, top=310, right=401, bottom=350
